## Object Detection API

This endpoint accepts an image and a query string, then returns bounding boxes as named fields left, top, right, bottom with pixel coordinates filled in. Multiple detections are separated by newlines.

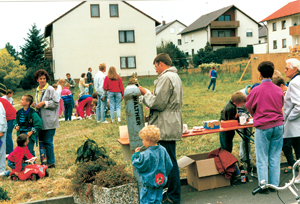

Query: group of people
left=219, top=58, right=300, bottom=194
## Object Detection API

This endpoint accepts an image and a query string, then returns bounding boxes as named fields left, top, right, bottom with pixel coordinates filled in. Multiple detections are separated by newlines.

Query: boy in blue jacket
left=132, top=125, right=173, bottom=204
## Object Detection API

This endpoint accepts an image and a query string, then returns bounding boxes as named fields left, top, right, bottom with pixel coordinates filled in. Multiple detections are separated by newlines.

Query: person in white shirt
left=2, top=89, right=14, bottom=106
left=94, top=63, right=108, bottom=124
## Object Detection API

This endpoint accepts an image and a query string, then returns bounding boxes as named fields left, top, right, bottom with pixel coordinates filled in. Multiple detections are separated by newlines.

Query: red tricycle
left=9, top=157, right=49, bottom=181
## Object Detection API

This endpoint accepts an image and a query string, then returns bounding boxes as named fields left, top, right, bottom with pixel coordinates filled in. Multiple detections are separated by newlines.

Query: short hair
left=258, top=61, right=274, bottom=78
left=81, top=73, right=86, bottom=78
left=231, top=91, right=247, bottom=104
left=99, top=63, right=106, bottom=71
left=273, top=70, right=282, bottom=78
left=139, top=125, right=161, bottom=143
left=17, top=134, right=28, bottom=147
left=52, top=84, right=58, bottom=88
left=58, top=78, right=66, bottom=85
left=92, top=92, right=98, bottom=99
left=212, top=66, right=216, bottom=70
left=7, top=89, right=13, bottom=95
left=65, top=83, right=70, bottom=87
left=66, top=73, right=71, bottom=76
left=272, top=77, right=285, bottom=87
left=286, top=58, right=300, bottom=71
left=92, top=98, right=98, bottom=105
left=153, top=53, right=172, bottom=66
left=23, top=94, right=33, bottom=105
left=34, top=69, right=50, bottom=81
left=88, top=67, right=92, bottom=71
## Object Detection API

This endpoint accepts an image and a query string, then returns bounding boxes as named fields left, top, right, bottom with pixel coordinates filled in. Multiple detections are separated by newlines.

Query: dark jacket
left=220, top=100, right=237, bottom=121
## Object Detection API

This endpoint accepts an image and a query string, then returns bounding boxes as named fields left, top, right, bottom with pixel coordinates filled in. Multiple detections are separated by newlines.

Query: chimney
left=162, top=21, right=166, bottom=25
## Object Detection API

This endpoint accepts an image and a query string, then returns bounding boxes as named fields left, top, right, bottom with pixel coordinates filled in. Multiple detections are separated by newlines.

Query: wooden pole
left=237, top=59, right=251, bottom=83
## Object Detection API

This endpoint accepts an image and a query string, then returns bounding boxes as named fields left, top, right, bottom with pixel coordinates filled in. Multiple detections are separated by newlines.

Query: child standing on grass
left=7, top=134, right=37, bottom=176
left=61, top=83, right=73, bottom=121
left=132, top=125, right=173, bottom=204
left=219, top=91, right=247, bottom=153
left=14, top=95, right=42, bottom=156
left=207, top=65, right=217, bottom=91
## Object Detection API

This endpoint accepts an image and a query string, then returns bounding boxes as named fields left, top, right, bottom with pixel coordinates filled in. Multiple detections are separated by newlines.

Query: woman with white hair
left=283, top=58, right=300, bottom=182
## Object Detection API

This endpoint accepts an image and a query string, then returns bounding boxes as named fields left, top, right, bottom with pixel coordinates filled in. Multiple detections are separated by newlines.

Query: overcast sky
left=0, top=0, right=294, bottom=51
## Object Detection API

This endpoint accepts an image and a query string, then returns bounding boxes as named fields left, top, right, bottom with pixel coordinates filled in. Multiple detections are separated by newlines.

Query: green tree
left=20, top=24, right=53, bottom=89
left=192, top=42, right=221, bottom=66
left=0, top=49, right=26, bottom=91
left=157, top=41, right=188, bottom=70
left=5, top=42, right=19, bottom=61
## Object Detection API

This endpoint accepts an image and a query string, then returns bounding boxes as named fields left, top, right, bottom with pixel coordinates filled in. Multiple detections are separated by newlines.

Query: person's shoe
left=0, top=170, right=10, bottom=177
left=117, top=117, right=121, bottom=122
left=102, top=121, right=109, bottom=124
left=294, top=178, right=300, bottom=184
left=46, top=163, right=55, bottom=168
left=207, top=89, right=209, bottom=91
left=258, top=188, right=269, bottom=194
left=86, top=116, right=92, bottom=119
left=97, top=121, right=101, bottom=123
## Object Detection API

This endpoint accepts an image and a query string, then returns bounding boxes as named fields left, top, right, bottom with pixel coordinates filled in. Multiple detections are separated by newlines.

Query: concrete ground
left=181, top=170, right=300, bottom=204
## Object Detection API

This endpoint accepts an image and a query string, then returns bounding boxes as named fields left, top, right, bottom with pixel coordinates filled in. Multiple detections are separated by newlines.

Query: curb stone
left=19, top=195, right=74, bottom=204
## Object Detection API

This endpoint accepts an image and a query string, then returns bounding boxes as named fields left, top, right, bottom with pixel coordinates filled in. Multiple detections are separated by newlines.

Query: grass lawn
left=0, top=70, right=284, bottom=203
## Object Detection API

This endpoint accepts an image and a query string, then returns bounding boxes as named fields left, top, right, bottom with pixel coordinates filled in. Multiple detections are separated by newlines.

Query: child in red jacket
left=7, top=134, right=36, bottom=176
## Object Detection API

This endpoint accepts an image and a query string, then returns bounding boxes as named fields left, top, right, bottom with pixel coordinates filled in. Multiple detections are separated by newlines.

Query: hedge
left=214, top=47, right=253, bottom=60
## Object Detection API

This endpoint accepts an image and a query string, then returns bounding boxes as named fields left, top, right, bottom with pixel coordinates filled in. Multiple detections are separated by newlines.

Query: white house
left=155, top=20, right=187, bottom=47
left=178, top=5, right=260, bottom=55
left=44, top=1, right=160, bottom=80
left=253, top=24, right=268, bottom=54
left=260, top=0, right=300, bottom=53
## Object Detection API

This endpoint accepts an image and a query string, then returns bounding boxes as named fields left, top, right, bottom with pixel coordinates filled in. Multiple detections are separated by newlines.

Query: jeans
left=255, top=125, right=283, bottom=186
left=108, top=92, right=121, bottom=120
left=6, top=119, right=14, bottom=154
left=64, top=100, right=73, bottom=121
left=282, top=137, right=300, bottom=166
left=158, top=141, right=181, bottom=203
left=219, top=130, right=235, bottom=153
left=140, top=186, right=163, bottom=204
left=0, top=132, right=6, bottom=172
left=88, top=84, right=94, bottom=95
left=207, top=78, right=216, bottom=91
left=7, top=160, right=28, bottom=171
left=39, top=129, right=56, bottom=164
left=96, top=95, right=107, bottom=122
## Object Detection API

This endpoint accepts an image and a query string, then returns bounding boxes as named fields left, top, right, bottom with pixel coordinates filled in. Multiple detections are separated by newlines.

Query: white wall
left=267, top=18, right=291, bottom=53
left=180, top=29, right=208, bottom=55
left=253, top=43, right=267, bottom=54
left=156, top=21, right=186, bottom=47
left=50, top=1, right=157, bottom=80
left=235, top=9, right=259, bottom=47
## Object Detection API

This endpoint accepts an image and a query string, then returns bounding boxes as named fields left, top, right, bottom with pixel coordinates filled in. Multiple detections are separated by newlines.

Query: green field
left=1, top=71, right=261, bottom=203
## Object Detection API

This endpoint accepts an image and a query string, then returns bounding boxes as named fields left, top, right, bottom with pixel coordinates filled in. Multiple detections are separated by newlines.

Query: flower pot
left=73, top=183, right=138, bottom=204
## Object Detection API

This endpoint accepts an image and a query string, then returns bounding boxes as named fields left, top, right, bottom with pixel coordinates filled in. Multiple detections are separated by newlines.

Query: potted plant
left=72, top=137, right=137, bottom=204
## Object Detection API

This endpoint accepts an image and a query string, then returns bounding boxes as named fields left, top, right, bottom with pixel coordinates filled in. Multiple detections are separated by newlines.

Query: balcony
left=210, top=37, right=240, bottom=45
left=44, top=48, right=52, bottom=60
left=210, top=21, right=239, bottom=29
left=290, top=24, right=300, bottom=35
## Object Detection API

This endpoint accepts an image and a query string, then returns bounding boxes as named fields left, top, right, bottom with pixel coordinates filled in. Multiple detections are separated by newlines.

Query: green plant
left=0, top=186, right=10, bottom=201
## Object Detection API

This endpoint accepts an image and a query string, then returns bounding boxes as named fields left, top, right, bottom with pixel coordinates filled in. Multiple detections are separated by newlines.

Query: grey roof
left=179, top=5, right=260, bottom=35
left=259, top=24, right=267, bottom=38
left=156, top=20, right=187, bottom=34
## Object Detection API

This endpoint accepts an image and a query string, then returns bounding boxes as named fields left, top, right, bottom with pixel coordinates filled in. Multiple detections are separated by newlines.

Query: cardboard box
left=178, top=152, right=231, bottom=191
left=221, top=120, right=239, bottom=128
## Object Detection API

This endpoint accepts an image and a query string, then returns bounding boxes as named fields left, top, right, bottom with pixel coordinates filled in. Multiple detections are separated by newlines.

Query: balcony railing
left=289, top=24, right=300, bottom=35
left=44, top=48, right=52, bottom=60
left=210, top=21, right=240, bottom=28
left=210, top=37, right=240, bottom=44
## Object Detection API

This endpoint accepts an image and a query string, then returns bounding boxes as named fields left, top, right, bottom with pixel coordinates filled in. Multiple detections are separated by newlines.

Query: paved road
left=181, top=170, right=299, bottom=204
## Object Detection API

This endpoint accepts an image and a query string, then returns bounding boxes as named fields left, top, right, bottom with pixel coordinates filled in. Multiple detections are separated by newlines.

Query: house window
left=282, top=39, right=287, bottom=48
left=191, top=34, right=194, bottom=42
left=212, top=30, right=231, bottom=37
left=185, top=36, right=188, bottom=43
left=119, top=30, right=135, bottom=43
left=178, top=39, right=182, bottom=46
left=90, top=4, right=100, bottom=17
left=110, top=4, right=118, bottom=17
left=273, top=40, right=277, bottom=49
left=185, top=51, right=189, bottom=56
left=120, top=56, right=136, bottom=69
left=170, top=27, right=175, bottom=33
left=282, top=20, right=286, bottom=29
left=246, top=29, right=253, bottom=37
left=273, top=22, right=277, bottom=31
left=192, top=49, right=194, bottom=56
left=218, top=15, right=231, bottom=21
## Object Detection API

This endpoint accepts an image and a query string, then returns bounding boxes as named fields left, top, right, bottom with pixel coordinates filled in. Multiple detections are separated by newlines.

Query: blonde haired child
left=132, top=125, right=173, bottom=204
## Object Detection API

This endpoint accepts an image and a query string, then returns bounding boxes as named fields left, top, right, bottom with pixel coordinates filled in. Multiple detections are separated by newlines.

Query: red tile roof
left=261, top=0, right=300, bottom=22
